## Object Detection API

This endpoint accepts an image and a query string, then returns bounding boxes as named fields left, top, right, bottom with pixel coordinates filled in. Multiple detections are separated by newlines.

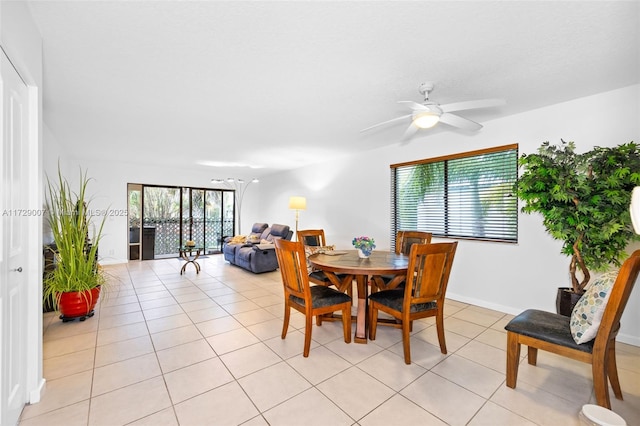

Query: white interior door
left=0, top=49, right=29, bottom=426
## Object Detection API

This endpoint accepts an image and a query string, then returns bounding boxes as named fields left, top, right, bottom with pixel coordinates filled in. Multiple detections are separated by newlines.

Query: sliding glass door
left=143, top=186, right=181, bottom=259
left=129, top=185, right=234, bottom=260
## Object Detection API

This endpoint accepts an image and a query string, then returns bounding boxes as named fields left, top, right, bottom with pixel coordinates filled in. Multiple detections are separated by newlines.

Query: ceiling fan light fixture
left=413, top=112, right=440, bottom=129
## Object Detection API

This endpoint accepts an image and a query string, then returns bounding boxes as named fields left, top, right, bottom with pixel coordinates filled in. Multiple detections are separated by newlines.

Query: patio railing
left=142, top=218, right=234, bottom=258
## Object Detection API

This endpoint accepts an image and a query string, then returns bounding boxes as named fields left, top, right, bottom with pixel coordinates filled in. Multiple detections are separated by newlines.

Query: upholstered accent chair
left=274, top=238, right=352, bottom=357
left=505, top=249, right=640, bottom=409
left=368, top=242, right=458, bottom=364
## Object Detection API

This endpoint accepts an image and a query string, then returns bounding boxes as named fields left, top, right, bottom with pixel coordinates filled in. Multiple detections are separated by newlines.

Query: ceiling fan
left=361, top=82, right=506, bottom=142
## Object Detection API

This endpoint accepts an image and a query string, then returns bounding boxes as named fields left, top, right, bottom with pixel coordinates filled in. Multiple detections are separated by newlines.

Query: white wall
left=43, top=84, right=640, bottom=345
left=42, top=123, right=74, bottom=245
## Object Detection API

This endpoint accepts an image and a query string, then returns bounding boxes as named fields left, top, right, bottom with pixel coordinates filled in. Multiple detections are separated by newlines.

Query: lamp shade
left=631, top=187, right=640, bottom=234
left=288, top=196, right=307, bottom=210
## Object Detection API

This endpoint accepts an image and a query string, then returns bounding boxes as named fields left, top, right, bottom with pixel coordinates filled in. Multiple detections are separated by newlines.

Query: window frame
left=390, top=143, right=519, bottom=245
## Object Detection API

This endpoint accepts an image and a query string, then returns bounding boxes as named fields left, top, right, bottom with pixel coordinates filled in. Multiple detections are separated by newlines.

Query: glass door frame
left=127, top=183, right=235, bottom=260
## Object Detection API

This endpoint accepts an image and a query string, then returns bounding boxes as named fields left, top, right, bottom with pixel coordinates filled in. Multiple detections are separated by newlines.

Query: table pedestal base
left=179, top=247, right=202, bottom=275
left=354, top=275, right=368, bottom=343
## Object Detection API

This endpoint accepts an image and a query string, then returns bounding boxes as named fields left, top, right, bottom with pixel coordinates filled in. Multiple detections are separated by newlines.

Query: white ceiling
left=28, top=1, right=639, bottom=179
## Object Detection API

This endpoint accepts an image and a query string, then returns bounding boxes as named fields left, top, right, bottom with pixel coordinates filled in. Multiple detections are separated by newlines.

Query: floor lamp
left=211, top=178, right=259, bottom=235
left=289, top=196, right=306, bottom=235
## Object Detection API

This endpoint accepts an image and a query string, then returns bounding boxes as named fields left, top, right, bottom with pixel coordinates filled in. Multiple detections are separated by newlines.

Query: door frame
left=0, top=45, right=44, bottom=423
left=23, top=67, right=45, bottom=406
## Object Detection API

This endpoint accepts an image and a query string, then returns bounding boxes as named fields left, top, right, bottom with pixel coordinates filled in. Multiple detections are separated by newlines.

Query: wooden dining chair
left=371, top=230, right=433, bottom=292
left=297, top=229, right=332, bottom=287
left=297, top=228, right=327, bottom=247
left=297, top=228, right=353, bottom=324
left=396, top=230, right=434, bottom=255
left=505, top=249, right=640, bottom=409
left=368, top=242, right=458, bottom=364
left=298, top=228, right=339, bottom=286
left=274, top=238, right=352, bottom=357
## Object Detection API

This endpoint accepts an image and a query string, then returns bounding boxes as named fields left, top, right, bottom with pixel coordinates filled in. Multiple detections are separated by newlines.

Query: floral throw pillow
left=570, top=272, right=617, bottom=344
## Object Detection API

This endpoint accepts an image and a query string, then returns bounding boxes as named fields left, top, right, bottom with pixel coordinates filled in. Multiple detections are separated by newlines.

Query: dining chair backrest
left=297, top=229, right=326, bottom=247
left=396, top=230, right=433, bottom=255
left=404, top=242, right=458, bottom=306
left=274, top=239, right=311, bottom=302
left=594, top=249, right=640, bottom=351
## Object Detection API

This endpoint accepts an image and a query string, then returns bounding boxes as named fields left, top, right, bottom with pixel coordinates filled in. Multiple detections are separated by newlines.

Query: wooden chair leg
left=316, top=314, right=322, bottom=326
left=593, top=361, right=612, bottom=409
left=303, top=314, right=313, bottom=357
left=506, top=331, right=521, bottom=389
left=282, top=305, right=291, bottom=339
left=607, top=343, right=623, bottom=400
left=402, top=319, right=412, bottom=364
left=342, top=307, right=352, bottom=343
left=527, top=346, right=538, bottom=365
left=435, top=309, right=447, bottom=354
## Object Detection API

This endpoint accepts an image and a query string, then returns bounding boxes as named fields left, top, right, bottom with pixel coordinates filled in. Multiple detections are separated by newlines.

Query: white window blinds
left=391, top=144, right=518, bottom=243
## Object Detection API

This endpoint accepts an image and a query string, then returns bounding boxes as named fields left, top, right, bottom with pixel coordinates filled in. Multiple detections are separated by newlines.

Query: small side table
left=179, top=246, right=202, bottom=275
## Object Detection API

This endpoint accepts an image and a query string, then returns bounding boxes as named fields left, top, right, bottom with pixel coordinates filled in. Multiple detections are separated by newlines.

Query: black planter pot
left=556, top=287, right=584, bottom=317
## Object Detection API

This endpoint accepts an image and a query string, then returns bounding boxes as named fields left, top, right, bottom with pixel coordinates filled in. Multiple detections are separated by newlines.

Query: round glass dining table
left=308, top=250, right=408, bottom=343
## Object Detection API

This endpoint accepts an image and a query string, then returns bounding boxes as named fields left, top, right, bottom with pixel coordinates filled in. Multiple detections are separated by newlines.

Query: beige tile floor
left=20, top=255, right=640, bottom=426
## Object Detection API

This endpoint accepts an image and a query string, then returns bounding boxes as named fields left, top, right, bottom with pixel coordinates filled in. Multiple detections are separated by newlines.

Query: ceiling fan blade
left=439, top=112, right=483, bottom=131
left=440, top=98, right=506, bottom=113
left=360, top=114, right=412, bottom=132
left=398, top=101, right=429, bottom=111
left=400, top=123, right=419, bottom=143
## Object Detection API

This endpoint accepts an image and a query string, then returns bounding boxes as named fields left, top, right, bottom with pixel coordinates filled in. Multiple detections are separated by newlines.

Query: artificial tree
left=517, top=140, right=640, bottom=296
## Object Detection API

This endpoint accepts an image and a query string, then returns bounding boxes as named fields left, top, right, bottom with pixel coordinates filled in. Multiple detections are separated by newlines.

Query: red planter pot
left=58, top=287, right=101, bottom=321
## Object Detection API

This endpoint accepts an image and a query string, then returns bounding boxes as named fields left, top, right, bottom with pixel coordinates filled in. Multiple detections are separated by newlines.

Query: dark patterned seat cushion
left=368, top=289, right=436, bottom=313
left=504, top=309, right=594, bottom=354
left=309, top=270, right=330, bottom=282
left=290, top=285, right=351, bottom=308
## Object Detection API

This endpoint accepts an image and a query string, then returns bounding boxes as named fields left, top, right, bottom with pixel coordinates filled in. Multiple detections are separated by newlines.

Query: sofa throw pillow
left=304, top=245, right=335, bottom=274
left=570, top=271, right=617, bottom=344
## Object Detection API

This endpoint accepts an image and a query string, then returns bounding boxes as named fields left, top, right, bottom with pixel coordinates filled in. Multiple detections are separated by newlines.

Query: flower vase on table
left=357, top=248, right=372, bottom=259
left=353, top=236, right=376, bottom=259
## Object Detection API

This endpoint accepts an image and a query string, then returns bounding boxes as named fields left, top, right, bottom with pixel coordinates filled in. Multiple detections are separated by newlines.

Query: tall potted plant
left=43, top=166, right=107, bottom=322
left=516, top=140, right=640, bottom=315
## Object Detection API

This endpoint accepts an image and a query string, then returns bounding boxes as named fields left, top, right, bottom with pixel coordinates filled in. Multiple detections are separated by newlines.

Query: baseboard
left=617, top=333, right=640, bottom=347
left=446, top=292, right=639, bottom=347
left=98, top=258, right=128, bottom=266
left=446, top=292, right=522, bottom=316
left=29, top=378, right=46, bottom=404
